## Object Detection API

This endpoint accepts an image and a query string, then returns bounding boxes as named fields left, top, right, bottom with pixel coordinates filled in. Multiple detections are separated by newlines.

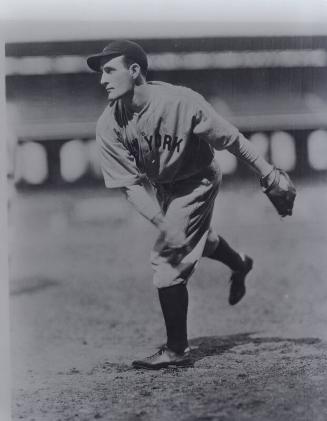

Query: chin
left=107, top=89, right=130, bottom=102
left=107, top=93, right=121, bottom=101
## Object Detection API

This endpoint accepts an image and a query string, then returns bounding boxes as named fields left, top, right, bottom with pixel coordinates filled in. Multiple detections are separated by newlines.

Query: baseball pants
left=150, top=161, right=221, bottom=288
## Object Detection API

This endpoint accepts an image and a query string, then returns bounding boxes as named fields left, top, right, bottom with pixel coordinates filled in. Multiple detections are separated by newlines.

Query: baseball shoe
left=229, top=254, right=253, bottom=306
left=132, top=345, right=192, bottom=370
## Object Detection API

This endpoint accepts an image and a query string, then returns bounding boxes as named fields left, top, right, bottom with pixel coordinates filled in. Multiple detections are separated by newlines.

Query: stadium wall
left=5, top=36, right=327, bottom=188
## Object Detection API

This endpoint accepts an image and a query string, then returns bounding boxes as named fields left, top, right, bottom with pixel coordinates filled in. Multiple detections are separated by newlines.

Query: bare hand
left=158, top=219, right=187, bottom=250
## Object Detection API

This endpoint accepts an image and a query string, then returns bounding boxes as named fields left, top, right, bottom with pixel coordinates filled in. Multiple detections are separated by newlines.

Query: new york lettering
left=143, top=134, right=184, bottom=152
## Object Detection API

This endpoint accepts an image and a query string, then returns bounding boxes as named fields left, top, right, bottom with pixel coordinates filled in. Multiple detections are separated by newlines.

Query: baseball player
left=87, top=40, right=296, bottom=370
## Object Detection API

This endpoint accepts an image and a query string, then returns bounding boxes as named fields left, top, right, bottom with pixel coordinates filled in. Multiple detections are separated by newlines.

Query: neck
left=122, top=81, right=149, bottom=113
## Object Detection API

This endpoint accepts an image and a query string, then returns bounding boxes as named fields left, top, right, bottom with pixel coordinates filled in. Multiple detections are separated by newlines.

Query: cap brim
left=86, top=52, right=121, bottom=72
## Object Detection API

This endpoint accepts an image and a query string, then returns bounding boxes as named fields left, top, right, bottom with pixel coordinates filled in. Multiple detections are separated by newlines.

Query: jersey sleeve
left=187, top=91, right=273, bottom=177
left=96, top=114, right=142, bottom=188
left=190, top=91, right=240, bottom=150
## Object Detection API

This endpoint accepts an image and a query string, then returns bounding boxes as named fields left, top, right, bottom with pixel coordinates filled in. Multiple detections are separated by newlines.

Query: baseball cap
left=86, top=40, right=148, bottom=73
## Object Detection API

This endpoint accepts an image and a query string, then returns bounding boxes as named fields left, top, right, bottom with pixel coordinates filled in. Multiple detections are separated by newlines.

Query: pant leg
left=202, top=227, right=220, bottom=258
left=151, top=162, right=221, bottom=288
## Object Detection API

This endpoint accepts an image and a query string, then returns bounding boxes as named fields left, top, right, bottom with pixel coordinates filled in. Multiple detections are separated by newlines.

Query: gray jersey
left=96, top=81, right=240, bottom=188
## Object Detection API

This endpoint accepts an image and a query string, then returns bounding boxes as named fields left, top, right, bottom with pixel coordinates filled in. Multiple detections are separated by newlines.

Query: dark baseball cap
left=86, top=39, right=148, bottom=73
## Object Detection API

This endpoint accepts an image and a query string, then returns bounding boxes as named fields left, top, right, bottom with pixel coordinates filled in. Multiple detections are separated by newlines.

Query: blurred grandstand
left=5, top=35, right=327, bottom=188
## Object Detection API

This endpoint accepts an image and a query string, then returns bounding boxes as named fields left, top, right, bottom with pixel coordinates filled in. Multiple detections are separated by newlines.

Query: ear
left=129, top=63, right=141, bottom=79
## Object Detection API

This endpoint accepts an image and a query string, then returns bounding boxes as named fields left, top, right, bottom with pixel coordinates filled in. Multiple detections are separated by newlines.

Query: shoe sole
left=132, top=359, right=193, bottom=370
left=229, top=256, right=253, bottom=306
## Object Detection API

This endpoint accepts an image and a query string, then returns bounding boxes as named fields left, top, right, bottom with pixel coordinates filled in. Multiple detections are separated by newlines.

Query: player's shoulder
left=148, top=81, right=205, bottom=106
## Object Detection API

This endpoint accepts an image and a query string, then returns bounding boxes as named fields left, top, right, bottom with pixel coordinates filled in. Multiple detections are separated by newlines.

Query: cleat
left=229, top=254, right=253, bottom=306
left=132, top=345, right=192, bottom=370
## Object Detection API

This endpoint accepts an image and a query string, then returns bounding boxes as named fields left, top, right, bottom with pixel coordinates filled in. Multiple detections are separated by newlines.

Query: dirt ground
left=9, top=181, right=327, bottom=420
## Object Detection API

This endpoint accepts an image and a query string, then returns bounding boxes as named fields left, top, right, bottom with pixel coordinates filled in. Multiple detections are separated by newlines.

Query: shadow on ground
left=188, top=332, right=321, bottom=364
left=99, top=332, right=322, bottom=373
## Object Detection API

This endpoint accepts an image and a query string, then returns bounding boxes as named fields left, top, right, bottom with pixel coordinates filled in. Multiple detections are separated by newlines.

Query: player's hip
left=154, top=160, right=221, bottom=200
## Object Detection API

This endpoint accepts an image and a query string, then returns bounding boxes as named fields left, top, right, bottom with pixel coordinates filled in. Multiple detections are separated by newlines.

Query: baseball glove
left=260, top=168, right=296, bottom=217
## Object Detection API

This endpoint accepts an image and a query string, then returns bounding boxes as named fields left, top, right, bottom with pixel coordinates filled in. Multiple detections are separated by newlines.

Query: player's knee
left=203, top=229, right=219, bottom=257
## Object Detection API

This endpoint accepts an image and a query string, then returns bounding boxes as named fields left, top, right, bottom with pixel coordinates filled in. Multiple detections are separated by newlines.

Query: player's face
left=100, top=56, right=134, bottom=101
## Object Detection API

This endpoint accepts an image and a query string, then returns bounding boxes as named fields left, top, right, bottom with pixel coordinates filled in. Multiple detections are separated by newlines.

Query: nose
left=100, top=72, right=108, bottom=86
